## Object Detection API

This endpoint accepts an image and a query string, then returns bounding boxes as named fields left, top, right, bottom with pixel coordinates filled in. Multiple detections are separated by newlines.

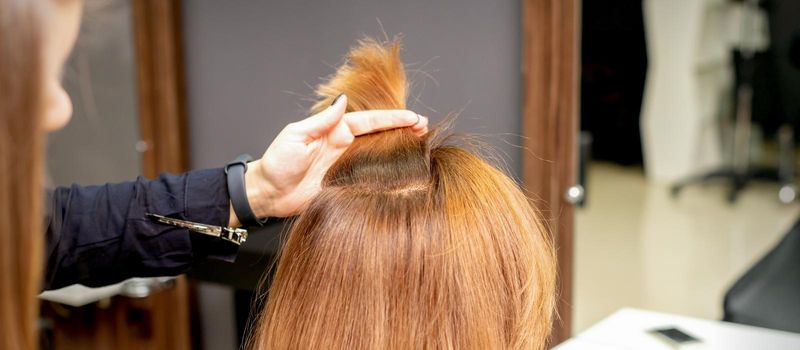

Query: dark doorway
left=581, top=0, right=648, bottom=165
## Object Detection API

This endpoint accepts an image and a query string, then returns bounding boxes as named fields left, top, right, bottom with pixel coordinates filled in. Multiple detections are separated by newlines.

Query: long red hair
left=252, top=38, right=556, bottom=349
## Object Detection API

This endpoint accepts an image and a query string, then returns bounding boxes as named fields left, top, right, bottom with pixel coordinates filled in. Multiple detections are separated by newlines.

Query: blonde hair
left=0, top=0, right=46, bottom=349
left=252, top=38, right=556, bottom=349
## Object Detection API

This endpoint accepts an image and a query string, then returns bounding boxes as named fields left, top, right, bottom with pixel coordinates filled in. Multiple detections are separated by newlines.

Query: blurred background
left=39, top=0, right=800, bottom=349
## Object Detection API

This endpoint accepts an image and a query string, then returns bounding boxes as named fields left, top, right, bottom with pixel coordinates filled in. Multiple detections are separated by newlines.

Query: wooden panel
left=133, top=0, right=189, bottom=176
left=130, top=0, right=191, bottom=349
left=44, top=279, right=190, bottom=350
left=521, top=0, right=580, bottom=346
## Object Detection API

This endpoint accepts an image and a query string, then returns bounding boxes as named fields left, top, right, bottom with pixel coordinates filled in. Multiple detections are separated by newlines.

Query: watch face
left=648, top=327, right=701, bottom=345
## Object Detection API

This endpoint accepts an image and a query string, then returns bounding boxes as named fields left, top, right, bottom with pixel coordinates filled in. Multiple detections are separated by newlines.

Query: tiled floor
left=573, top=162, right=800, bottom=333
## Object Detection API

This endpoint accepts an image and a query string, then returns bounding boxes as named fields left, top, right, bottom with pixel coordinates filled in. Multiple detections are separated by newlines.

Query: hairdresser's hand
left=234, top=94, right=428, bottom=223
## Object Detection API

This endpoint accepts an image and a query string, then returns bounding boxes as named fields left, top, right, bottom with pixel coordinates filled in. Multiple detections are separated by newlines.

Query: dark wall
left=181, top=0, right=522, bottom=178
left=765, top=0, right=800, bottom=133
left=730, top=0, right=800, bottom=137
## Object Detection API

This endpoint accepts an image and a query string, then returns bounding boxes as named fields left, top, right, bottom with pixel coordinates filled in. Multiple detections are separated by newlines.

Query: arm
left=42, top=95, right=427, bottom=290
left=43, top=168, right=235, bottom=290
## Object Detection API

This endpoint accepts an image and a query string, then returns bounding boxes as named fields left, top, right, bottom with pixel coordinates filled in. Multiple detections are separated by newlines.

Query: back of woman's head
left=252, top=38, right=556, bottom=349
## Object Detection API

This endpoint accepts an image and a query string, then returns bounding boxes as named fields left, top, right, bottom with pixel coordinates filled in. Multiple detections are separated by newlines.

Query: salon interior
left=37, top=0, right=800, bottom=349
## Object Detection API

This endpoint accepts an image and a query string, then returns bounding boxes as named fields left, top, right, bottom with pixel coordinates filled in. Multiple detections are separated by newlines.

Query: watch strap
left=225, top=154, right=266, bottom=227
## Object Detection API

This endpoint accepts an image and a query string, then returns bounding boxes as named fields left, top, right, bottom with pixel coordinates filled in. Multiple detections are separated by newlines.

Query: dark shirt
left=43, top=168, right=239, bottom=290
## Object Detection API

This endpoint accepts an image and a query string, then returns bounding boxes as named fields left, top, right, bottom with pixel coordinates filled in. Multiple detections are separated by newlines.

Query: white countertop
left=555, top=308, right=800, bottom=350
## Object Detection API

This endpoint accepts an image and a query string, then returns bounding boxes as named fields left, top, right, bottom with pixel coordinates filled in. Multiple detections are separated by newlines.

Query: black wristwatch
left=225, top=154, right=267, bottom=227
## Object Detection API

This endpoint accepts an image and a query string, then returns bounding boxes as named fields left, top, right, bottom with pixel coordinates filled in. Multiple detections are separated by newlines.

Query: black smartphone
left=648, top=327, right=702, bottom=346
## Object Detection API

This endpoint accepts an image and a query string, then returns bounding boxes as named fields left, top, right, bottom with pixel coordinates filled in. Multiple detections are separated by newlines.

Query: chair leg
left=778, top=125, right=796, bottom=203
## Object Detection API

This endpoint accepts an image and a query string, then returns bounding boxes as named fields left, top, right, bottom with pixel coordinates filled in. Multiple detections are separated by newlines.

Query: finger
left=344, top=109, right=421, bottom=136
left=410, top=115, right=429, bottom=134
left=327, top=118, right=355, bottom=147
left=292, top=94, right=348, bottom=141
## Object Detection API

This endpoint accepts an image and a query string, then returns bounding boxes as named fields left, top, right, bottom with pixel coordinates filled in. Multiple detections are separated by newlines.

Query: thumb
left=295, top=94, right=348, bottom=140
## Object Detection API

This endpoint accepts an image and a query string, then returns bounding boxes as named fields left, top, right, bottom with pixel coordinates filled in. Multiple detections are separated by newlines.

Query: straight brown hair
left=0, top=0, right=47, bottom=349
left=252, top=38, right=556, bottom=349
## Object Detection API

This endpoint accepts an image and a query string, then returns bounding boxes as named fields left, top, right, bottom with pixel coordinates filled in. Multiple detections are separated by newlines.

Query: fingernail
left=330, top=93, right=345, bottom=106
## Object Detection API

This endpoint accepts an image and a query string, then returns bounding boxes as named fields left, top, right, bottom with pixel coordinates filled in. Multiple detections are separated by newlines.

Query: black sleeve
left=43, top=168, right=239, bottom=290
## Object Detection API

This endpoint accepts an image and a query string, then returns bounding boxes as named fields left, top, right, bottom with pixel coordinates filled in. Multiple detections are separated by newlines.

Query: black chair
left=671, top=0, right=798, bottom=204
left=723, top=218, right=800, bottom=333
